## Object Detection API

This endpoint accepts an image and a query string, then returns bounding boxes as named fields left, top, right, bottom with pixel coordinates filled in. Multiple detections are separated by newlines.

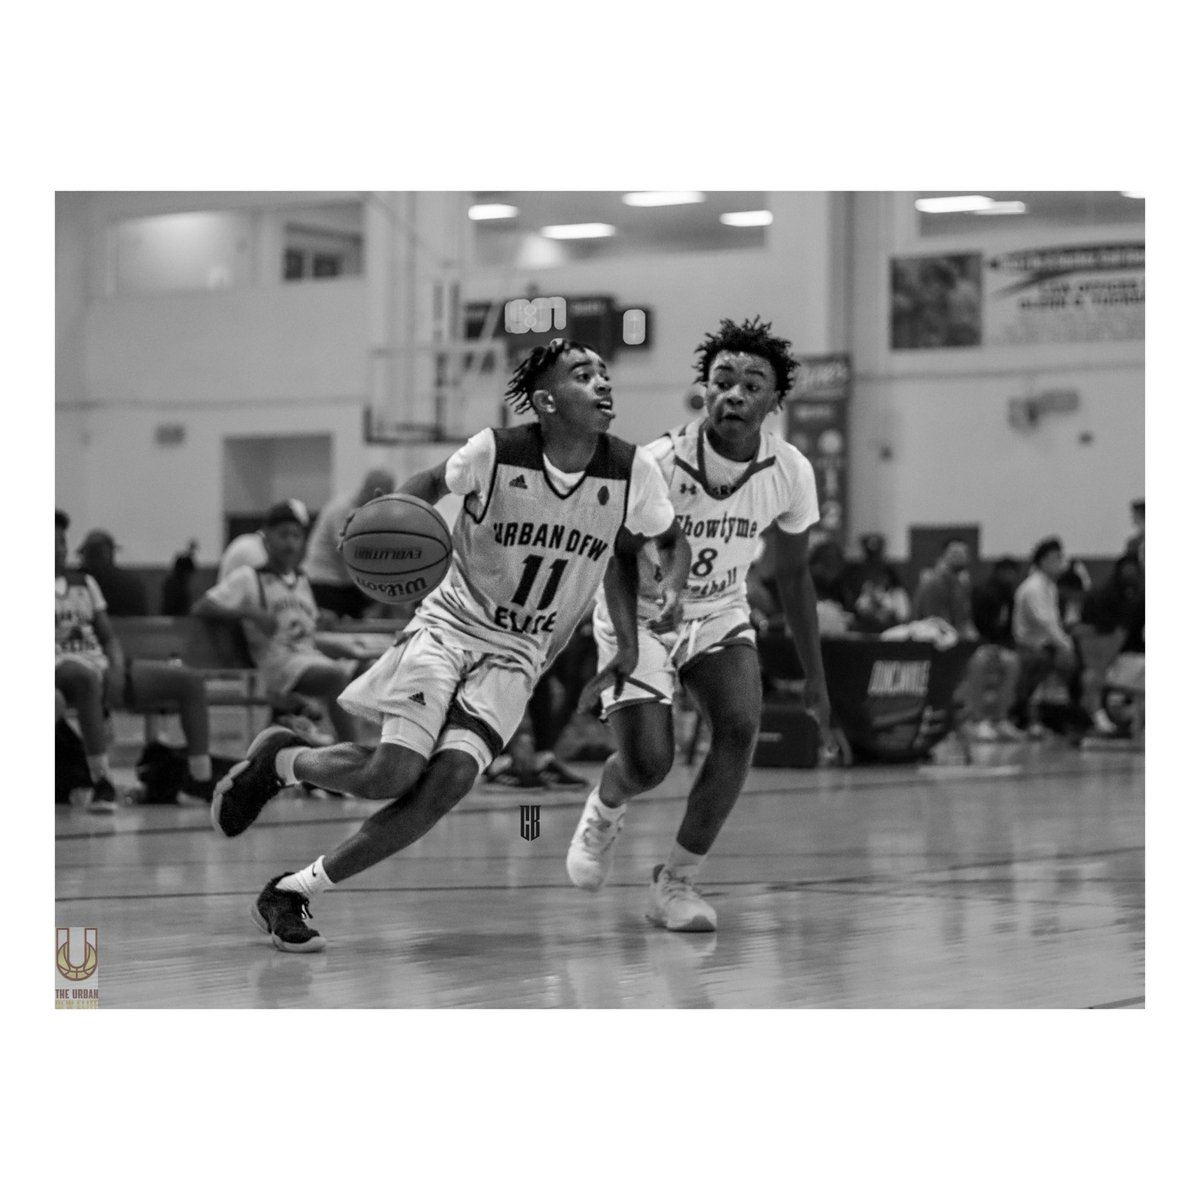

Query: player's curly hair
left=503, top=338, right=597, bottom=414
left=692, top=316, right=797, bottom=397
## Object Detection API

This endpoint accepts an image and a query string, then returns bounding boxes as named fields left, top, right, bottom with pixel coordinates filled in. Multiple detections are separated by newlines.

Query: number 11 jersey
left=410, top=423, right=674, bottom=673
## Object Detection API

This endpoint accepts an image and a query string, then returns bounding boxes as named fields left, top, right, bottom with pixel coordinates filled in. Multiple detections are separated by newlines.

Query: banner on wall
left=984, top=243, right=1144, bottom=345
left=784, top=354, right=851, bottom=546
left=891, top=243, right=1145, bottom=350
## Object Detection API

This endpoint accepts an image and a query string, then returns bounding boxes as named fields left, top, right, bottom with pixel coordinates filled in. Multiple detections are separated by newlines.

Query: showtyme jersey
left=616, top=417, right=820, bottom=623
left=55, top=570, right=108, bottom=668
left=411, top=423, right=674, bottom=673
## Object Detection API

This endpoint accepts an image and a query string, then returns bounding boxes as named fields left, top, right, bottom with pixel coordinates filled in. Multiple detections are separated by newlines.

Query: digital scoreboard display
left=465, top=296, right=652, bottom=359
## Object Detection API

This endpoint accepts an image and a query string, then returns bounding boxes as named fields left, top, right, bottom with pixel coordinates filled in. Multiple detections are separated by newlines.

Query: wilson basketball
left=340, top=493, right=452, bottom=605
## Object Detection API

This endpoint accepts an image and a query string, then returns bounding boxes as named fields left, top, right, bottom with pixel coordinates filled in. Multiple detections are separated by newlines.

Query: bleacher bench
left=109, top=615, right=271, bottom=713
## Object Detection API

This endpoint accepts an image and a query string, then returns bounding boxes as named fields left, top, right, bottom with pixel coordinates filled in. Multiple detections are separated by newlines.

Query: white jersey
left=409, top=423, right=674, bottom=673
left=608, top=417, right=819, bottom=623
left=56, top=571, right=109, bottom=669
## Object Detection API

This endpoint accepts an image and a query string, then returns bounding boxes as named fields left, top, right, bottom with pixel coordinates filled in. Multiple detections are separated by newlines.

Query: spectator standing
left=302, top=469, right=396, bottom=619
left=77, top=529, right=148, bottom=617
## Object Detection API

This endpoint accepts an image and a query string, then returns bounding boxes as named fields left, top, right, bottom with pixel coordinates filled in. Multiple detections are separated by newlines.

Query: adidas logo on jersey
left=510, top=475, right=528, bottom=489
left=407, top=692, right=426, bottom=705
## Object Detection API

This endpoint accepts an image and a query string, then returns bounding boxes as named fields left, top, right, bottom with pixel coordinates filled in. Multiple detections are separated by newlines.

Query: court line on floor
left=55, top=760, right=1140, bottom=842
left=55, top=845, right=1146, bottom=904
left=1087, top=996, right=1144, bottom=1008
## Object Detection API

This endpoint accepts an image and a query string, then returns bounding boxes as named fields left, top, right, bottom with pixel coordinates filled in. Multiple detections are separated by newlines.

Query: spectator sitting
left=913, top=538, right=1021, bottom=742
left=840, top=533, right=910, bottom=633
left=302, top=468, right=396, bottom=619
left=194, top=500, right=364, bottom=743
left=809, top=539, right=853, bottom=635
left=161, top=539, right=199, bottom=617
left=1012, top=537, right=1078, bottom=738
left=56, top=509, right=217, bottom=813
left=217, top=499, right=310, bottom=582
left=1124, top=498, right=1144, bottom=563
left=969, top=556, right=1026, bottom=739
left=1056, top=560, right=1120, bottom=735
left=77, top=529, right=149, bottom=617
left=1085, top=554, right=1144, bottom=655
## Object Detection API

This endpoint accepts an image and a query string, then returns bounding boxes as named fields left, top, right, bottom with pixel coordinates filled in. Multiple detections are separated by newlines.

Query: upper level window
left=110, top=210, right=254, bottom=295
left=281, top=203, right=364, bottom=282
left=108, top=199, right=365, bottom=296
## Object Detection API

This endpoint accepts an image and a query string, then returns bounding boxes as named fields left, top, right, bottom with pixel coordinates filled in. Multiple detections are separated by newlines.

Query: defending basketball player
left=566, top=317, right=833, bottom=931
left=211, top=338, right=689, bottom=952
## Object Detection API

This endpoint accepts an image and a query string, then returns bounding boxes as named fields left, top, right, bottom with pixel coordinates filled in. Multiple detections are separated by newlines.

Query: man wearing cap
left=78, top=529, right=149, bottom=617
left=194, top=500, right=362, bottom=742
left=217, top=498, right=310, bottom=583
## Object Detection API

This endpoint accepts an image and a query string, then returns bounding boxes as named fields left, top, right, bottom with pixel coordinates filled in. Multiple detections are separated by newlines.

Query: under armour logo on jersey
left=407, top=692, right=426, bottom=705
left=510, top=475, right=528, bottom=489
left=598, top=486, right=609, bottom=505
left=680, top=482, right=698, bottom=495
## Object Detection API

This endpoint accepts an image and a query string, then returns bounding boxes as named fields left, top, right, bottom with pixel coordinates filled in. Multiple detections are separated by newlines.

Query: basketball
left=340, top=493, right=452, bottom=605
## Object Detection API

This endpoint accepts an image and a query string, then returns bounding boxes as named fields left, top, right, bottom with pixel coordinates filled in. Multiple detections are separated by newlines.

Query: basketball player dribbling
left=211, top=338, right=689, bottom=952
left=566, top=317, right=833, bottom=931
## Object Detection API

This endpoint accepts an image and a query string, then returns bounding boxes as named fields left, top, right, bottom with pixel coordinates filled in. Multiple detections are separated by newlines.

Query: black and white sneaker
left=251, top=874, right=327, bottom=953
left=211, top=726, right=303, bottom=837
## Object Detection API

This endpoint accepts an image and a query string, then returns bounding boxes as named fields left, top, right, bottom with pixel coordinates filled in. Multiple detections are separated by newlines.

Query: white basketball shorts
left=592, top=602, right=758, bottom=716
left=337, top=625, right=536, bottom=772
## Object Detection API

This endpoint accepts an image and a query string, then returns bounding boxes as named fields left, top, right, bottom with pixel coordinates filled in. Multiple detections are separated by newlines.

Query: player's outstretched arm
left=395, top=459, right=452, bottom=507
left=775, top=527, right=834, bottom=745
left=577, top=535, right=641, bottom=712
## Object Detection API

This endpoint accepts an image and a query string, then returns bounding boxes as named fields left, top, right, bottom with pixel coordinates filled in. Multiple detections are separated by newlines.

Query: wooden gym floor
left=55, top=742, right=1144, bottom=1009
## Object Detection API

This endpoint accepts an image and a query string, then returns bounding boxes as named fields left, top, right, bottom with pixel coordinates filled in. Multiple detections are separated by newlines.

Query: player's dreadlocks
left=692, top=316, right=797, bottom=398
left=503, top=338, right=595, bottom=414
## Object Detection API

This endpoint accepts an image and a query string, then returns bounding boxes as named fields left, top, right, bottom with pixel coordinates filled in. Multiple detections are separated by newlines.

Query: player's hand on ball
left=649, top=587, right=684, bottom=633
left=578, top=645, right=638, bottom=713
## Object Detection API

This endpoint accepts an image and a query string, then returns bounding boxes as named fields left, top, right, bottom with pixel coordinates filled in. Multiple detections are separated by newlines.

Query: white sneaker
left=1091, top=709, right=1120, bottom=736
left=969, top=720, right=1000, bottom=742
left=566, top=789, right=625, bottom=892
left=994, top=719, right=1025, bottom=742
left=646, top=864, right=717, bottom=932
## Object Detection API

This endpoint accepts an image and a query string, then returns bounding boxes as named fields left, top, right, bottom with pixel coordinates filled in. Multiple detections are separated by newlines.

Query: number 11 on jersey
left=511, top=555, right=568, bottom=609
